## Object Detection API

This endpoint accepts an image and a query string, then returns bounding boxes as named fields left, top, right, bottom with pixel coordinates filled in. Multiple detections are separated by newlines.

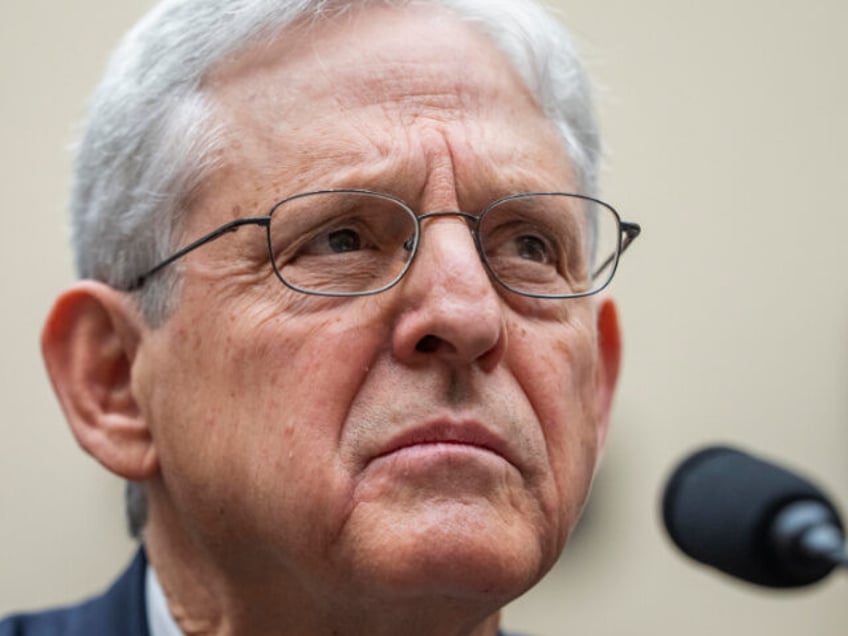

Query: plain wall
left=1, top=1, right=846, bottom=633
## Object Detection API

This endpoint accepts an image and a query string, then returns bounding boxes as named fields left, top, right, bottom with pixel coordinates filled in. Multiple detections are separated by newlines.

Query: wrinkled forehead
left=184, top=1, right=575, bottom=222
left=202, top=3, right=543, bottom=129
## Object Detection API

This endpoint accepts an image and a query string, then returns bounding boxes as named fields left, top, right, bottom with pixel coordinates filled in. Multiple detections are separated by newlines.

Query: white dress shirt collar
left=145, top=563, right=185, bottom=636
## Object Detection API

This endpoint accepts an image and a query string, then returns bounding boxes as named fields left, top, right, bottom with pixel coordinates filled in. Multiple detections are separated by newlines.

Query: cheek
left=143, top=298, right=390, bottom=554
left=235, top=307, right=387, bottom=428
left=507, top=314, right=601, bottom=534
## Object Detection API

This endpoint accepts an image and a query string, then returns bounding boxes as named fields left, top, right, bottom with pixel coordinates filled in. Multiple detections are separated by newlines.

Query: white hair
left=72, top=0, right=599, bottom=537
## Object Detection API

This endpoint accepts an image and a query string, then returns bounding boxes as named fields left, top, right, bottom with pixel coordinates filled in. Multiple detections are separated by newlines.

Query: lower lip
left=372, top=442, right=509, bottom=469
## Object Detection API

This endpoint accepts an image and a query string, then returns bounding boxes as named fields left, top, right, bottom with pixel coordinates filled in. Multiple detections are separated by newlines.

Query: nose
left=391, top=214, right=507, bottom=371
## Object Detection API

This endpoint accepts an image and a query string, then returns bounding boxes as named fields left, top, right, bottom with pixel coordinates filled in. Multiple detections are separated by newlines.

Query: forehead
left=197, top=3, right=572, bottom=212
left=207, top=4, right=528, bottom=108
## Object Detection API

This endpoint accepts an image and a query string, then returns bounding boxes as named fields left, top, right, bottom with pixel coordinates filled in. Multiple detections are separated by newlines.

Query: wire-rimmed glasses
left=127, top=189, right=640, bottom=298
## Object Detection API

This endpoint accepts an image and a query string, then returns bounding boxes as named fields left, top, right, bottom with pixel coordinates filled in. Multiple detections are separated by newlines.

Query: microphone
left=661, top=445, right=846, bottom=588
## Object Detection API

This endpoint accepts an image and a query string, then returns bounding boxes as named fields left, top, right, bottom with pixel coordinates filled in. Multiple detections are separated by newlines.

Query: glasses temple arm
left=125, top=216, right=270, bottom=291
left=591, top=221, right=642, bottom=281
left=619, top=222, right=641, bottom=255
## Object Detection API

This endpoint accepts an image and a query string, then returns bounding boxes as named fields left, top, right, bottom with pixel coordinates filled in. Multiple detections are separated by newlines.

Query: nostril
left=415, top=334, right=440, bottom=353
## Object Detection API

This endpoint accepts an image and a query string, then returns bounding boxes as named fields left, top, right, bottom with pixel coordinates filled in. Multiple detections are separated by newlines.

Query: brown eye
left=269, top=190, right=419, bottom=295
left=326, top=228, right=361, bottom=253
left=514, top=234, right=551, bottom=263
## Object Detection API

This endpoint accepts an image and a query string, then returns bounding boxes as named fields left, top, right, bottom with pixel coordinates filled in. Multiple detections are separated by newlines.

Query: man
left=1, top=0, right=638, bottom=634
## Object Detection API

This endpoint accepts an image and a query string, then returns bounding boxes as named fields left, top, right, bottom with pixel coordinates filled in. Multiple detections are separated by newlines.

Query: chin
left=345, top=502, right=557, bottom=605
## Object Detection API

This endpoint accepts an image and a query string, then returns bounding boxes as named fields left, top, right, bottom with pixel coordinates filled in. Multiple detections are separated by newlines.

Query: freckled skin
left=130, top=5, right=619, bottom=636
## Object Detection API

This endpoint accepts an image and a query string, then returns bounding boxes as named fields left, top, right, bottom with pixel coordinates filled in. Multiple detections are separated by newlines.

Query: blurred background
left=1, top=0, right=845, bottom=633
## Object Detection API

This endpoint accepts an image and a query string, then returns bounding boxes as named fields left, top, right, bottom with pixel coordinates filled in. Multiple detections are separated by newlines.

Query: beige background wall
left=1, top=1, right=846, bottom=633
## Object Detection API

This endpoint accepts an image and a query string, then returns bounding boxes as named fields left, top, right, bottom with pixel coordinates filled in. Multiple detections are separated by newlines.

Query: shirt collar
left=145, top=563, right=185, bottom=636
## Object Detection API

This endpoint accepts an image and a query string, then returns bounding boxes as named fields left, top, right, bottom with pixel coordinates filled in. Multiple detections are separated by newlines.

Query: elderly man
left=2, top=0, right=638, bottom=634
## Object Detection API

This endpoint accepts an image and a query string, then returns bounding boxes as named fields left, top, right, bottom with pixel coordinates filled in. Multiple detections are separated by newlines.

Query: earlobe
left=593, top=296, right=622, bottom=449
left=41, top=281, right=158, bottom=481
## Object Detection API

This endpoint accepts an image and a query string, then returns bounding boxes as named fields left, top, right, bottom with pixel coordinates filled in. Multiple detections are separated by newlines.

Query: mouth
left=373, top=420, right=515, bottom=467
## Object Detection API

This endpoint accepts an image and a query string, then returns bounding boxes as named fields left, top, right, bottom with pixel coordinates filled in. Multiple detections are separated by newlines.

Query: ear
left=593, top=296, right=622, bottom=449
left=41, top=281, right=158, bottom=481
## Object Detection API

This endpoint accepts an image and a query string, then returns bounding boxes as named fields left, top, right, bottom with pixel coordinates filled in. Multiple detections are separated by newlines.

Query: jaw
left=144, top=484, right=509, bottom=636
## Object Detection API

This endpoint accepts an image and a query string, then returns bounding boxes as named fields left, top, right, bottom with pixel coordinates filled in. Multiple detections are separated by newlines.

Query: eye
left=268, top=190, right=419, bottom=295
left=326, top=228, right=361, bottom=253
left=302, top=227, right=364, bottom=255
left=514, top=234, right=552, bottom=263
left=485, top=222, right=558, bottom=267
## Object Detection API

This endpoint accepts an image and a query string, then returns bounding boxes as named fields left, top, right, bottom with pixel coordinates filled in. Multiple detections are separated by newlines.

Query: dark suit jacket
left=0, top=551, right=520, bottom=635
left=0, top=551, right=149, bottom=636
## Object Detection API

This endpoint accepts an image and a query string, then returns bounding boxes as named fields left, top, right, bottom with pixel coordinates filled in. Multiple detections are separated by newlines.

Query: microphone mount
left=770, top=499, right=846, bottom=580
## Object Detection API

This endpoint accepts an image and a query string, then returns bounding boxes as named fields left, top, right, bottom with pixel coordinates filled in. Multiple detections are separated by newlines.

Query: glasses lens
left=268, top=191, right=418, bottom=295
left=478, top=193, right=622, bottom=298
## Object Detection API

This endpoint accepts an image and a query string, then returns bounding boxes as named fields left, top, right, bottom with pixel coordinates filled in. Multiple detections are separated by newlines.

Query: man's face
left=134, top=4, right=617, bottom=607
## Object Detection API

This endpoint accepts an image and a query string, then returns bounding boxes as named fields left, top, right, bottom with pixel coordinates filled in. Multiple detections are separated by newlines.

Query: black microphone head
left=662, top=445, right=842, bottom=588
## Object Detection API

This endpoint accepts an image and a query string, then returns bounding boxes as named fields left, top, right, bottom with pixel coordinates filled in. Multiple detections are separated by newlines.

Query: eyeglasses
left=127, top=189, right=640, bottom=298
